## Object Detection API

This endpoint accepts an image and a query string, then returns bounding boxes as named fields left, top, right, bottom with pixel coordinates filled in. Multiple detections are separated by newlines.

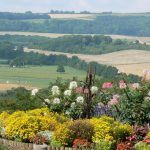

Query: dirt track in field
left=0, top=83, right=37, bottom=91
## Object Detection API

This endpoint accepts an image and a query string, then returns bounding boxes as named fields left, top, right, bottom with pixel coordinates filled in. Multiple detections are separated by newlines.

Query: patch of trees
left=0, top=11, right=50, bottom=20
left=0, top=87, right=42, bottom=112
left=0, top=35, right=150, bottom=54
left=1, top=15, right=150, bottom=36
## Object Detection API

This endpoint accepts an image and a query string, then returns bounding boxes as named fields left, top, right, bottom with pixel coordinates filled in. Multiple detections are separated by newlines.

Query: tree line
left=0, top=11, right=50, bottom=20
left=0, top=35, right=150, bottom=54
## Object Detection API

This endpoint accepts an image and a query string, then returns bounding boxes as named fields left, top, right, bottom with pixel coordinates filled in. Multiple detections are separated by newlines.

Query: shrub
left=68, top=119, right=94, bottom=142
left=113, top=124, right=132, bottom=141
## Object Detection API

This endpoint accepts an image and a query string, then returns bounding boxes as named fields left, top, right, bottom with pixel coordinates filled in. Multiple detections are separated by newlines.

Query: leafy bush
left=68, top=119, right=94, bottom=142
left=113, top=124, right=132, bottom=141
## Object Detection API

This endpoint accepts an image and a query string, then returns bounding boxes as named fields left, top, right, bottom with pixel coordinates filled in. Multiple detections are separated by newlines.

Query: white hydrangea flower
left=31, top=88, right=39, bottom=96
left=76, top=96, right=84, bottom=104
left=51, top=86, right=60, bottom=95
left=71, top=102, right=76, bottom=108
left=64, top=90, right=72, bottom=96
left=69, top=81, right=78, bottom=90
left=91, top=86, right=98, bottom=94
left=44, top=99, right=50, bottom=104
left=53, top=98, right=60, bottom=104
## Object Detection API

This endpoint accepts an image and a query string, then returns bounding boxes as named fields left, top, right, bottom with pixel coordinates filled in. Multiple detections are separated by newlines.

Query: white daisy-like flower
left=64, top=90, right=72, bottom=96
left=31, top=89, right=39, bottom=96
left=71, top=102, right=76, bottom=108
left=53, top=98, right=60, bottom=104
left=69, top=81, right=78, bottom=90
left=51, top=86, right=60, bottom=95
left=76, top=96, right=84, bottom=104
left=91, top=86, right=98, bottom=94
left=44, top=99, right=50, bottom=104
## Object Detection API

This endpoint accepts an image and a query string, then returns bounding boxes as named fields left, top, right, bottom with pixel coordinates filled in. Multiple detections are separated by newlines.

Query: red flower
left=73, top=138, right=91, bottom=148
left=102, top=82, right=113, bottom=89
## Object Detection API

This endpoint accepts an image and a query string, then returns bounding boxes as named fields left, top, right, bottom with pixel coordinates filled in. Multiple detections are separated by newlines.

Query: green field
left=0, top=65, right=86, bottom=88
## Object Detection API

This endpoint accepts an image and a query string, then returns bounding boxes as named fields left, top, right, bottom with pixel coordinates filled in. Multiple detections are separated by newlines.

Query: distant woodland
left=0, top=12, right=150, bottom=36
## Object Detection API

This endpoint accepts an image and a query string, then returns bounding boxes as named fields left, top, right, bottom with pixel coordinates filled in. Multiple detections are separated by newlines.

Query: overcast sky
left=0, top=0, right=150, bottom=13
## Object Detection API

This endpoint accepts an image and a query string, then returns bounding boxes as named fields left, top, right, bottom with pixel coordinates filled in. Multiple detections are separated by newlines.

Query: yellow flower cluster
left=147, top=131, right=150, bottom=138
left=53, top=122, right=72, bottom=146
left=0, top=108, right=68, bottom=142
left=90, top=116, right=132, bottom=143
left=0, top=112, right=10, bottom=127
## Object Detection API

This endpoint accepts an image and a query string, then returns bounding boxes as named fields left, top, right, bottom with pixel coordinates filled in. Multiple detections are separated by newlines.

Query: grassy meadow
left=0, top=65, right=86, bottom=88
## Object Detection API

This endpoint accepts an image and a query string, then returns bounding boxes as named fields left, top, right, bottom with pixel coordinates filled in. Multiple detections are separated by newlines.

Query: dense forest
left=0, top=41, right=140, bottom=82
left=0, top=11, right=50, bottom=20
left=0, top=12, right=150, bottom=36
left=0, top=35, right=150, bottom=54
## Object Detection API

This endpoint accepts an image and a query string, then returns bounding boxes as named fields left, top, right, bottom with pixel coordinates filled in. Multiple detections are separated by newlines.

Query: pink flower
left=102, top=82, right=113, bottom=89
left=119, top=80, right=127, bottom=89
left=75, top=87, right=89, bottom=94
left=113, top=94, right=120, bottom=100
left=132, top=83, right=140, bottom=89
left=108, top=98, right=119, bottom=106
left=108, top=94, right=119, bottom=106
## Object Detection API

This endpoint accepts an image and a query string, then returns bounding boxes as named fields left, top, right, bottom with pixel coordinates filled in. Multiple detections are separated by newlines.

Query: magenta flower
left=102, top=82, right=113, bottom=89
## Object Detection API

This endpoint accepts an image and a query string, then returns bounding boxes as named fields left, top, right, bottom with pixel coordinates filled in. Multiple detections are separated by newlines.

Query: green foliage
left=106, top=81, right=150, bottom=125
left=134, top=142, right=150, bottom=150
left=0, top=87, right=43, bottom=112
left=93, top=140, right=113, bottom=150
left=57, top=65, right=65, bottom=73
left=0, top=144, right=8, bottom=150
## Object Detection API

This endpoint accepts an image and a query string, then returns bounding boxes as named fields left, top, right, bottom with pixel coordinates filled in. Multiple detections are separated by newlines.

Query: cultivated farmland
left=48, top=13, right=96, bottom=20
left=24, top=48, right=150, bottom=77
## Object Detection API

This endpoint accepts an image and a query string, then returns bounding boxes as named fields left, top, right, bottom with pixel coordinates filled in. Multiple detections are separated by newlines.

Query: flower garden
left=0, top=71, right=150, bottom=150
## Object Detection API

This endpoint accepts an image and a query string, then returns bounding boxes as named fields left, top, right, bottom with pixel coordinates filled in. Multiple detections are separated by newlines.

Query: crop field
left=0, top=65, right=86, bottom=89
left=48, top=13, right=96, bottom=20
left=24, top=48, right=150, bottom=77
